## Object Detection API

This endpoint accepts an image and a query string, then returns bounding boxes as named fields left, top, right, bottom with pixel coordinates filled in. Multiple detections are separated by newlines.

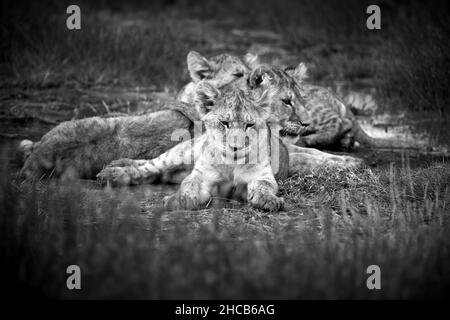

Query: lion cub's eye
left=245, top=123, right=255, bottom=131
left=233, top=72, right=244, bottom=78
left=281, top=98, right=292, bottom=106
left=219, top=120, right=230, bottom=128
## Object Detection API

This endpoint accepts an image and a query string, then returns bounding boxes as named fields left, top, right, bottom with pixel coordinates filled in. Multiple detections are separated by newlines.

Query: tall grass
left=376, top=0, right=450, bottom=115
left=1, top=160, right=449, bottom=299
left=0, top=0, right=195, bottom=88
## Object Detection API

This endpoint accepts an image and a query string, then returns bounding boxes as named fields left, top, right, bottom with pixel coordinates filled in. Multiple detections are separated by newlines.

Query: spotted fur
left=284, top=63, right=413, bottom=150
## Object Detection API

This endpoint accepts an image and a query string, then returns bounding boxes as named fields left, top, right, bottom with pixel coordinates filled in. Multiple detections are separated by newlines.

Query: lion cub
left=166, top=81, right=285, bottom=211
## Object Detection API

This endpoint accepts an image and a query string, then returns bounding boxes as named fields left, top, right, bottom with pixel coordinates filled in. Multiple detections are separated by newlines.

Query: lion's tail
left=17, top=139, right=39, bottom=164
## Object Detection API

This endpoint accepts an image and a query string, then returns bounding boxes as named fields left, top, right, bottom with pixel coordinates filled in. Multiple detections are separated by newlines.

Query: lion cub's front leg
left=163, top=170, right=213, bottom=211
left=240, top=165, right=284, bottom=212
left=97, top=159, right=160, bottom=186
left=247, top=180, right=284, bottom=212
left=97, top=137, right=204, bottom=187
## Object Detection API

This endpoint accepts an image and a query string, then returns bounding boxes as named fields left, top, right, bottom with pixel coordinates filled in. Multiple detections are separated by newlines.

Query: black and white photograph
left=1, top=0, right=449, bottom=305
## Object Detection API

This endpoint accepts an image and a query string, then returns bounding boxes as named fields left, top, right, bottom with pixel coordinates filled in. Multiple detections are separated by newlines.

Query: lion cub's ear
left=286, top=62, right=308, bottom=82
left=194, top=82, right=221, bottom=117
left=187, top=51, right=216, bottom=83
left=243, top=52, right=260, bottom=69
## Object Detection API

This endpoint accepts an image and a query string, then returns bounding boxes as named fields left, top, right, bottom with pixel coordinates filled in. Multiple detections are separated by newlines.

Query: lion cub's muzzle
left=219, top=121, right=263, bottom=161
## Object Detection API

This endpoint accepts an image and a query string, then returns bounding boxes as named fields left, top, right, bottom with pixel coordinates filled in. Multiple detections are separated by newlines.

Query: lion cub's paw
left=162, top=194, right=178, bottom=210
left=163, top=192, right=202, bottom=211
left=179, top=188, right=202, bottom=210
left=248, top=191, right=284, bottom=212
left=163, top=183, right=210, bottom=211
left=97, top=167, right=133, bottom=186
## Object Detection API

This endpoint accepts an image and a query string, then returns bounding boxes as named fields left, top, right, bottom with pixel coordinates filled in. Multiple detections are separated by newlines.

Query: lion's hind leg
left=20, top=117, right=122, bottom=180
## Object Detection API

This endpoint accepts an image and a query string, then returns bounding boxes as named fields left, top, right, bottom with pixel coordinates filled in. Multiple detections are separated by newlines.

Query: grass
left=376, top=1, right=450, bottom=115
left=1, top=0, right=196, bottom=88
left=1, top=160, right=449, bottom=299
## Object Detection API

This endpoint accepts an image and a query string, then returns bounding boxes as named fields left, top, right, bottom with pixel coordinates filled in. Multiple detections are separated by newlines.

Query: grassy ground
left=1, top=0, right=450, bottom=299
left=1, top=162, right=449, bottom=299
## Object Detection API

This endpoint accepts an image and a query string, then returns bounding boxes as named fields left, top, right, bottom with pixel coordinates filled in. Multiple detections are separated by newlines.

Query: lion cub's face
left=194, top=81, right=268, bottom=161
left=247, top=64, right=312, bottom=132
left=178, top=51, right=253, bottom=104
left=187, top=51, right=251, bottom=88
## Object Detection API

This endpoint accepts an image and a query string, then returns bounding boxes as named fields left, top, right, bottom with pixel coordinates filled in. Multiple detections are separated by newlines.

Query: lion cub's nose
left=298, top=111, right=312, bottom=127
left=290, top=111, right=311, bottom=127
left=301, top=116, right=312, bottom=126
left=228, top=141, right=245, bottom=152
left=228, top=132, right=247, bottom=152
